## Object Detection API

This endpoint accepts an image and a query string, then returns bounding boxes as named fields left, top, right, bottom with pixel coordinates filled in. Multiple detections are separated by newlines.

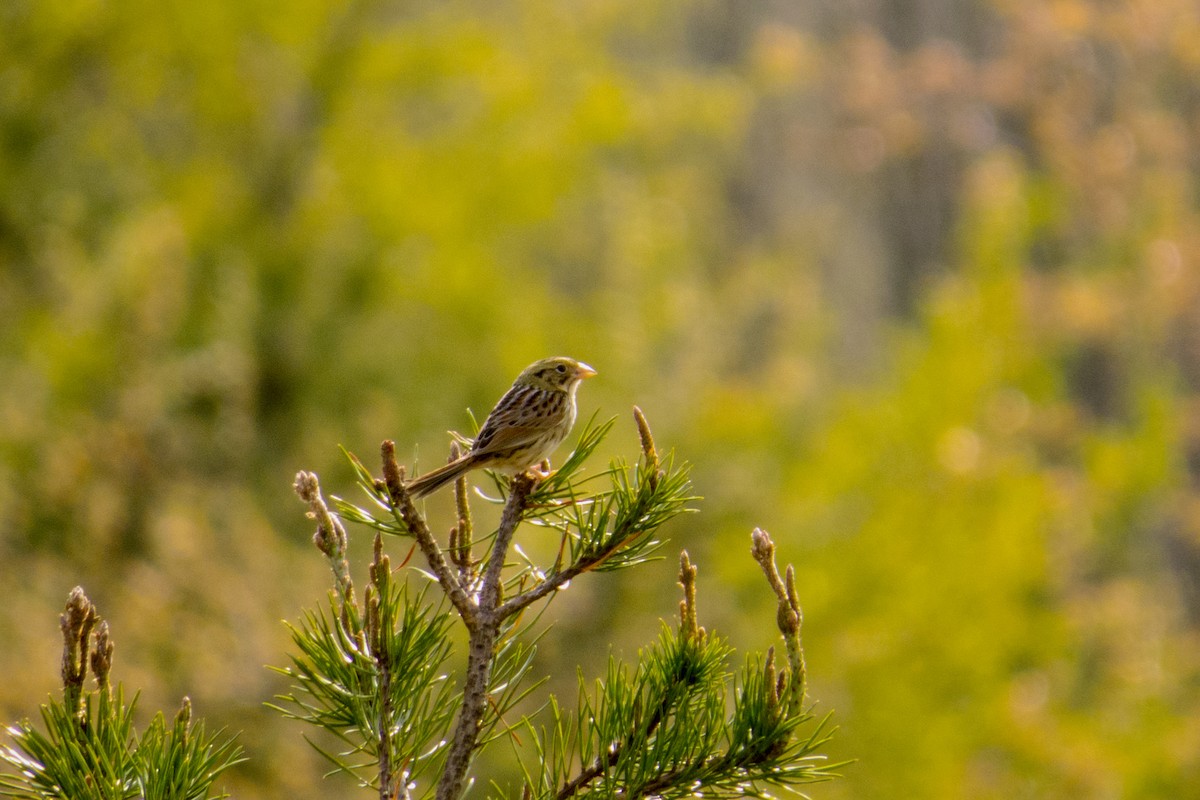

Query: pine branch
left=437, top=473, right=536, bottom=800
left=529, top=546, right=839, bottom=800
left=59, top=586, right=96, bottom=718
left=295, top=470, right=358, bottom=617
left=552, top=554, right=712, bottom=800
left=450, top=442, right=475, bottom=585
left=553, top=676, right=674, bottom=800
left=750, top=528, right=806, bottom=713
left=269, top=577, right=457, bottom=792
left=498, top=409, right=693, bottom=621
left=282, top=408, right=838, bottom=799
left=2, top=589, right=243, bottom=800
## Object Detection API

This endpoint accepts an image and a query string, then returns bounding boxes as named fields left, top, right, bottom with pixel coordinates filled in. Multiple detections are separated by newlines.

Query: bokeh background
left=3, top=0, right=1200, bottom=797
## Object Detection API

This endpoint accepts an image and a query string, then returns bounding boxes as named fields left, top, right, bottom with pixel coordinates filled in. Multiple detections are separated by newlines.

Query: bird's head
left=516, top=357, right=598, bottom=392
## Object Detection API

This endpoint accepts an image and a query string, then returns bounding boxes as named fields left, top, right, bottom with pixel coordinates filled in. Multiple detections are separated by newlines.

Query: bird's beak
left=576, top=362, right=598, bottom=379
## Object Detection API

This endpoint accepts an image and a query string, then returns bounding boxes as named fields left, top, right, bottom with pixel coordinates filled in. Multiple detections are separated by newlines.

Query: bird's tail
left=406, top=455, right=476, bottom=498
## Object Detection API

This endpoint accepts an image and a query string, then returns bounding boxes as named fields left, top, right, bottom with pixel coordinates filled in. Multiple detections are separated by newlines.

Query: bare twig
left=633, top=405, right=660, bottom=490
left=294, top=470, right=356, bottom=611
left=451, top=442, right=474, bottom=583
left=90, top=621, right=113, bottom=701
left=677, top=551, right=704, bottom=642
left=60, top=587, right=98, bottom=718
left=380, top=441, right=476, bottom=624
left=751, top=528, right=806, bottom=712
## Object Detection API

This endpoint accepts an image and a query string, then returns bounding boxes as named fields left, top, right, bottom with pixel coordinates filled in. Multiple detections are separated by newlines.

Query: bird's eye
left=556, top=364, right=568, bottom=373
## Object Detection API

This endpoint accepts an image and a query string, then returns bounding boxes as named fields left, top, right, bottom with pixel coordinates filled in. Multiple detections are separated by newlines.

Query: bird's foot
left=527, top=459, right=555, bottom=481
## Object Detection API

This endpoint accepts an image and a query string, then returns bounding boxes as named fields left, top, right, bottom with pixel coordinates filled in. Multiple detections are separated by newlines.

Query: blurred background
left=3, top=0, right=1199, bottom=797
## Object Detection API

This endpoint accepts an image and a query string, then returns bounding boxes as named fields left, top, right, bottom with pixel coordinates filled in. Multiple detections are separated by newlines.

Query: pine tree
left=277, top=408, right=840, bottom=799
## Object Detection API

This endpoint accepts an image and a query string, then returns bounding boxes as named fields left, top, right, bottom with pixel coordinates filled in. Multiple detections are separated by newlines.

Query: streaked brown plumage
left=405, top=357, right=597, bottom=498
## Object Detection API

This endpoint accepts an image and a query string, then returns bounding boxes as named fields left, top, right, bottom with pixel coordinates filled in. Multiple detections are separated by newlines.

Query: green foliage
left=519, top=414, right=696, bottom=574
left=527, top=628, right=836, bottom=800
left=0, top=593, right=242, bottom=800
left=1, top=689, right=139, bottom=800
left=268, top=586, right=458, bottom=789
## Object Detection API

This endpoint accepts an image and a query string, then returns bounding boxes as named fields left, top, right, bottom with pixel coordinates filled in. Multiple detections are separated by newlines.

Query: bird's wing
left=470, top=384, right=548, bottom=457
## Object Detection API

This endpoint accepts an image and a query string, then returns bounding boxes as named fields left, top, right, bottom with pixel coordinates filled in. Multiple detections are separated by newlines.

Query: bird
left=404, top=356, right=597, bottom=498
